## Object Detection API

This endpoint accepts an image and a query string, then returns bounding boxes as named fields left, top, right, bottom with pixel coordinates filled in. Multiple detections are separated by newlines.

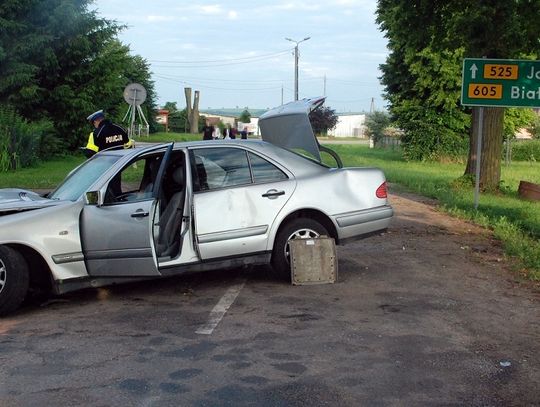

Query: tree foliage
left=239, top=109, right=251, bottom=123
left=364, top=111, right=391, bottom=144
left=168, top=109, right=189, bottom=133
left=376, top=0, right=540, bottom=188
left=309, top=106, right=338, bottom=136
left=529, top=116, right=540, bottom=140
left=0, top=107, right=50, bottom=171
left=0, top=0, right=157, bottom=153
left=504, top=108, right=537, bottom=139
left=163, top=102, right=178, bottom=113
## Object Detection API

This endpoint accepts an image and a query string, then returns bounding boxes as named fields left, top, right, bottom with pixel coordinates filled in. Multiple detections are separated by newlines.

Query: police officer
left=84, top=110, right=130, bottom=158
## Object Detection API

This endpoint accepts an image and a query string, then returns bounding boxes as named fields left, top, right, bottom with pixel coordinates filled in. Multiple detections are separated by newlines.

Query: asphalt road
left=0, top=191, right=538, bottom=406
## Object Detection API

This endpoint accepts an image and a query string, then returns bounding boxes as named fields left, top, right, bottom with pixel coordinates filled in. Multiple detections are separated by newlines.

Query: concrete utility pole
left=285, top=36, right=310, bottom=101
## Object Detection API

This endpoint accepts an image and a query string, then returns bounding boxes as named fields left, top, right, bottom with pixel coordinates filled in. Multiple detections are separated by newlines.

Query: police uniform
left=84, top=110, right=132, bottom=158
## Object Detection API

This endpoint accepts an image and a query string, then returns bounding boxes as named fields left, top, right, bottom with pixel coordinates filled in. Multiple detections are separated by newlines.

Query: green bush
left=509, top=140, right=540, bottom=162
left=37, top=123, right=65, bottom=160
left=0, top=108, right=56, bottom=172
left=396, top=104, right=469, bottom=161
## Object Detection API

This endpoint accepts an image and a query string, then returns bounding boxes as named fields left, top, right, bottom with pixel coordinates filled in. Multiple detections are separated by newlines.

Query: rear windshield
left=49, top=155, right=121, bottom=201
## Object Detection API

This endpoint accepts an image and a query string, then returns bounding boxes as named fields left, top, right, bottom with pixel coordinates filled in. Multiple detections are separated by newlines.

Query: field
left=1, top=140, right=538, bottom=279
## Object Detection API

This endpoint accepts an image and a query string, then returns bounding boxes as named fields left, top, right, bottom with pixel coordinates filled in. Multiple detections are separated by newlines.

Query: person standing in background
left=201, top=120, right=215, bottom=140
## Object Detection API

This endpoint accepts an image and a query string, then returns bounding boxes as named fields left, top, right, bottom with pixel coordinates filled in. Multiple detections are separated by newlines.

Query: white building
left=328, top=113, right=367, bottom=138
left=199, top=108, right=266, bottom=136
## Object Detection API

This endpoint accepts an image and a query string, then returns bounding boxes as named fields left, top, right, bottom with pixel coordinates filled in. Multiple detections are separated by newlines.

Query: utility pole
left=285, top=36, right=310, bottom=101
left=370, top=97, right=375, bottom=113
left=323, top=74, right=326, bottom=97
left=281, top=85, right=284, bottom=105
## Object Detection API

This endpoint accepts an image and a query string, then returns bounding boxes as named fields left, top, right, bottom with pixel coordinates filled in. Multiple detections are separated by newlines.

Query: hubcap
left=284, top=228, right=321, bottom=261
left=0, top=258, right=6, bottom=294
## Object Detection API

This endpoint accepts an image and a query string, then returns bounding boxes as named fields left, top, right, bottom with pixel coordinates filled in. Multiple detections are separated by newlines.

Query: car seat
left=156, top=165, right=185, bottom=257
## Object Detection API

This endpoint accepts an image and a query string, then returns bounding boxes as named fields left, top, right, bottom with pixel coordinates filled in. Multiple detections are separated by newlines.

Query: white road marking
left=196, top=279, right=246, bottom=335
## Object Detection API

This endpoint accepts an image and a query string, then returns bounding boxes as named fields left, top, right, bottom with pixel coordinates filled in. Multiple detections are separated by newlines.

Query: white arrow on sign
left=470, top=64, right=478, bottom=79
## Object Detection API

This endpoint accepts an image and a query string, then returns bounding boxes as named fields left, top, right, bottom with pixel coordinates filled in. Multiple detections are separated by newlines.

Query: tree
left=504, top=108, right=537, bottom=139
left=365, top=111, right=391, bottom=144
left=0, top=0, right=156, bottom=151
left=163, top=102, right=178, bottom=113
left=184, top=88, right=200, bottom=133
left=376, top=0, right=540, bottom=189
left=454, top=1, right=540, bottom=189
left=528, top=115, right=540, bottom=139
left=239, top=109, right=251, bottom=123
left=377, top=1, right=470, bottom=161
left=309, top=106, right=338, bottom=136
left=168, top=108, right=189, bottom=133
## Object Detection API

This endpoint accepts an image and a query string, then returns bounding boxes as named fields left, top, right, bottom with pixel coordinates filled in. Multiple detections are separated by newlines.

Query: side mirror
left=85, top=190, right=103, bottom=206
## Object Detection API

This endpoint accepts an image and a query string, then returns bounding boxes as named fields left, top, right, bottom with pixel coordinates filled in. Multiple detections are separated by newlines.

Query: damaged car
left=0, top=97, right=393, bottom=316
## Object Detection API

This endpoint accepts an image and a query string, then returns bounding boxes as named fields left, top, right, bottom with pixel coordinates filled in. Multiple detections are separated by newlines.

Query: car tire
left=0, top=246, right=29, bottom=317
left=271, top=218, right=329, bottom=280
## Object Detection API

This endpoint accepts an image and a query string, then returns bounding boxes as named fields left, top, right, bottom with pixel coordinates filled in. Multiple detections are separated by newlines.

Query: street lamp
left=285, top=36, right=310, bottom=101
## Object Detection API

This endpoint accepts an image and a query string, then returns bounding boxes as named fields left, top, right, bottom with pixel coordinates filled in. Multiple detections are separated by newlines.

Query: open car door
left=80, top=144, right=174, bottom=277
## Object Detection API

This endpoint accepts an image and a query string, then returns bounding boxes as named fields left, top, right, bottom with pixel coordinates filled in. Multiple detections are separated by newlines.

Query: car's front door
left=80, top=145, right=173, bottom=277
left=190, top=147, right=296, bottom=260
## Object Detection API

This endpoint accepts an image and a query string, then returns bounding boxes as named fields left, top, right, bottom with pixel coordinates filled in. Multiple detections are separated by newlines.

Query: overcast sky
left=92, top=0, right=389, bottom=113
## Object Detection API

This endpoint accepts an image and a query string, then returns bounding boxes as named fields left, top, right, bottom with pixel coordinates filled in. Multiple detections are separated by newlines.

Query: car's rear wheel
left=271, top=218, right=328, bottom=280
left=0, top=246, right=29, bottom=317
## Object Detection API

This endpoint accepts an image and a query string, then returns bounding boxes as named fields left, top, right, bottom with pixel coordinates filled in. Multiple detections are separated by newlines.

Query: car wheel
left=0, top=246, right=30, bottom=317
left=271, top=218, right=328, bottom=279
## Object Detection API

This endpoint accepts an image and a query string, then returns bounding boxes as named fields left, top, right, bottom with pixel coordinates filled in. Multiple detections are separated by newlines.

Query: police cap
left=86, top=110, right=105, bottom=122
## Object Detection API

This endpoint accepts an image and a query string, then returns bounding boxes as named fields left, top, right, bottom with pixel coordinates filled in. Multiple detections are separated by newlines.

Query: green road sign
left=461, top=58, right=540, bottom=107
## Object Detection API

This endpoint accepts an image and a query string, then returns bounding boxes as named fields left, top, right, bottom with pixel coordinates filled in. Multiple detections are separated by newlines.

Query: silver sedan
left=0, top=97, right=392, bottom=315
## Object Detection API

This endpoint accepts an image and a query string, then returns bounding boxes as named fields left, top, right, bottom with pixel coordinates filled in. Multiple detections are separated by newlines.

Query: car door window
left=248, top=152, right=288, bottom=183
left=192, top=148, right=251, bottom=191
left=104, top=155, right=162, bottom=204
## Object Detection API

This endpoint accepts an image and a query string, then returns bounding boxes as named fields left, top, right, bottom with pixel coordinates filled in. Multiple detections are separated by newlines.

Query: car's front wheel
left=0, top=246, right=29, bottom=317
left=271, top=218, right=329, bottom=279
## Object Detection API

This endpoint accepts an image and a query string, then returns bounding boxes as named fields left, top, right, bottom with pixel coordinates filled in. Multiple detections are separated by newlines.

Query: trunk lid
left=259, top=96, right=326, bottom=161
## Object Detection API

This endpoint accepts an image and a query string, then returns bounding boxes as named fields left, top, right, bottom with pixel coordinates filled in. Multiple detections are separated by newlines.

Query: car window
left=248, top=152, right=288, bottom=183
left=192, top=148, right=251, bottom=191
left=49, top=155, right=121, bottom=201
left=104, top=155, right=162, bottom=204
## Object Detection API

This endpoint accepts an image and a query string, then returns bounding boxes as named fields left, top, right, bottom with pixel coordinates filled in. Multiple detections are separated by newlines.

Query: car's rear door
left=80, top=145, right=173, bottom=277
left=190, top=146, right=296, bottom=260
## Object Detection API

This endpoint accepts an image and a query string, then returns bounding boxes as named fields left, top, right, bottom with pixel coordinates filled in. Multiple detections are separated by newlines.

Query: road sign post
left=461, top=58, right=540, bottom=209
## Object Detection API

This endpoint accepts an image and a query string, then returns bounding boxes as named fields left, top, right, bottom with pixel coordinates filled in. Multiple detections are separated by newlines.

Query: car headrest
left=172, top=166, right=184, bottom=185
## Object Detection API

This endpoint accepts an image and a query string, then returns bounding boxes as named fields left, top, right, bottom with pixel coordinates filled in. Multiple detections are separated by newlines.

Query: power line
left=150, top=72, right=376, bottom=88
left=153, top=74, right=283, bottom=92
left=149, top=49, right=291, bottom=67
left=152, top=73, right=293, bottom=85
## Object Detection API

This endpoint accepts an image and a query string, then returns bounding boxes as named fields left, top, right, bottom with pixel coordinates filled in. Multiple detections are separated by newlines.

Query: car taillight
left=376, top=182, right=387, bottom=199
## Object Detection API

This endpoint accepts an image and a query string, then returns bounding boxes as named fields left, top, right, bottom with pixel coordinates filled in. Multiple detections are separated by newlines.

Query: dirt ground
left=0, top=190, right=539, bottom=406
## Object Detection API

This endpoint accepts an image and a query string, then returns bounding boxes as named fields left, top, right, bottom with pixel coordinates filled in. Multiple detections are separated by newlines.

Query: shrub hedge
left=509, top=140, right=540, bottom=162
left=0, top=107, right=57, bottom=172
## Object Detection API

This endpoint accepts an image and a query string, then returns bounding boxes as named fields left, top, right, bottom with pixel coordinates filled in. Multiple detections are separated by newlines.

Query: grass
left=134, top=132, right=201, bottom=143
left=0, top=154, right=85, bottom=189
left=324, top=144, right=540, bottom=280
left=1, top=140, right=538, bottom=280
